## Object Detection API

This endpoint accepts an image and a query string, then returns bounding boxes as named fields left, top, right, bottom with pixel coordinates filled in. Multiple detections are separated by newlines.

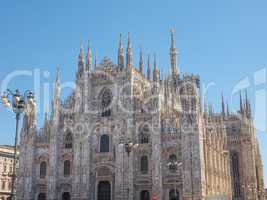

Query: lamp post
left=167, top=160, right=182, bottom=200
left=123, top=140, right=139, bottom=200
left=1, top=89, right=35, bottom=200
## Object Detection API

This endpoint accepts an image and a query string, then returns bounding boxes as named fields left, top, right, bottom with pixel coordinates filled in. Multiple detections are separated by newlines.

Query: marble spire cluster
left=204, top=90, right=252, bottom=119
left=76, top=30, right=179, bottom=82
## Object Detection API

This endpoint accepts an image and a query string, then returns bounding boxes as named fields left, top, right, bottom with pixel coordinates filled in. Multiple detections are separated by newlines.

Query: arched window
left=64, top=132, right=73, bottom=149
left=62, top=192, right=71, bottom=200
left=169, top=154, right=178, bottom=171
left=231, top=152, right=241, bottom=199
left=37, top=193, right=46, bottom=200
left=40, top=161, right=47, bottom=179
left=100, top=134, right=110, bottom=153
left=139, top=125, right=150, bottom=144
left=98, top=181, right=111, bottom=200
left=140, top=156, right=148, bottom=174
left=140, top=190, right=150, bottom=200
left=64, top=160, right=71, bottom=177
left=169, top=189, right=179, bottom=200
left=100, top=89, right=112, bottom=117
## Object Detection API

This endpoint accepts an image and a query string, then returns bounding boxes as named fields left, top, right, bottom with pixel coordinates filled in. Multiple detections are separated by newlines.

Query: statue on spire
left=126, top=32, right=132, bottom=71
left=147, top=55, right=151, bottom=80
left=52, top=67, right=61, bottom=122
left=239, top=91, right=243, bottom=115
left=170, top=29, right=179, bottom=76
left=153, top=54, right=158, bottom=81
left=221, top=93, right=225, bottom=118
left=78, top=42, right=85, bottom=75
left=86, top=41, right=92, bottom=71
left=118, top=33, right=124, bottom=70
left=139, top=48, right=144, bottom=75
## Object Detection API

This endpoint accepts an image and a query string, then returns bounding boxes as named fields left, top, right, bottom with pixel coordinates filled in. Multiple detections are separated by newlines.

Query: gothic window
left=37, top=193, right=46, bottom=200
left=140, top=190, right=150, bottom=200
left=139, top=124, right=150, bottom=144
left=62, top=192, right=71, bottom=200
left=169, top=154, right=178, bottom=171
left=63, top=160, right=71, bottom=177
left=100, top=88, right=112, bottom=117
left=40, top=161, right=47, bottom=179
left=64, top=131, right=73, bottom=149
left=169, top=189, right=179, bottom=200
left=140, top=156, right=149, bottom=174
left=100, top=134, right=110, bottom=153
left=97, top=181, right=111, bottom=200
left=231, top=151, right=241, bottom=199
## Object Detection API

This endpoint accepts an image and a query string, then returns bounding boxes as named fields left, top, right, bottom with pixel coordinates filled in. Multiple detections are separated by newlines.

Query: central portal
left=97, top=181, right=111, bottom=200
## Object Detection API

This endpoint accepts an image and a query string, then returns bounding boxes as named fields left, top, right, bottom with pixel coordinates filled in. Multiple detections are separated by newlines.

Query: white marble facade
left=17, top=32, right=265, bottom=200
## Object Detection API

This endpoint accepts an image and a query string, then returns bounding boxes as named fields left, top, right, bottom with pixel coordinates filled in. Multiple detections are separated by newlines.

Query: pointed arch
left=140, top=155, right=149, bottom=174
left=99, top=88, right=113, bottom=117
left=64, top=131, right=73, bottom=149
left=40, top=161, right=47, bottom=179
left=231, top=151, right=241, bottom=199
left=169, top=189, right=179, bottom=200
left=97, top=181, right=111, bottom=200
left=100, top=134, right=110, bottom=153
left=63, top=160, right=71, bottom=177
left=139, top=124, right=150, bottom=144
left=62, top=192, right=71, bottom=200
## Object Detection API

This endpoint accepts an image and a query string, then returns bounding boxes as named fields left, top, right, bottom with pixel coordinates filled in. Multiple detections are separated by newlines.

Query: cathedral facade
left=17, top=32, right=265, bottom=200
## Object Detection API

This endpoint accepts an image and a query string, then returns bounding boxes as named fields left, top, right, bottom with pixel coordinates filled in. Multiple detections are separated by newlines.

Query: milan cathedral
left=17, top=31, right=265, bottom=200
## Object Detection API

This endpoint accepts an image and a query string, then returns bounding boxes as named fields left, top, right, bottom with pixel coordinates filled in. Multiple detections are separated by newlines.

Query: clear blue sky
left=0, top=0, right=267, bottom=186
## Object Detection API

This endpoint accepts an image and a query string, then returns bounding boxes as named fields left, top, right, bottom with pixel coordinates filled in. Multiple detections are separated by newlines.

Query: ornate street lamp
left=1, top=89, right=35, bottom=200
left=121, top=139, right=139, bottom=200
left=124, top=141, right=139, bottom=156
left=167, top=160, right=182, bottom=200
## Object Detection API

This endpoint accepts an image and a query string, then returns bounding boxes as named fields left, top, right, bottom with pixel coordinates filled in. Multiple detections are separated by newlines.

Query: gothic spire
left=139, top=48, right=144, bottom=74
left=94, top=51, right=97, bottom=69
left=79, top=42, right=85, bottom=63
left=126, top=32, right=132, bottom=70
left=227, top=101, right=230, bottom=116
left=78, top=42, right=85, bottom=74
left=147, top=55, right=151, bottom=80
left=170, top=29, right=179, bottom=76
left=44, top=111, right=48, bottom=123
left=153, top=54, right=158, bottom=81
left=221, top=93, right=225, bottom=117
left=239, top=91, right=243, bottom=115
left=118, top=33, right=124, bottom=70
left=245, top=90, right=251, bottom=118
left=86, top=41, right=92, bottom=71
left=55, top=67, right=60, bottom=89
left=52, top=67, right=61, bottom=121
